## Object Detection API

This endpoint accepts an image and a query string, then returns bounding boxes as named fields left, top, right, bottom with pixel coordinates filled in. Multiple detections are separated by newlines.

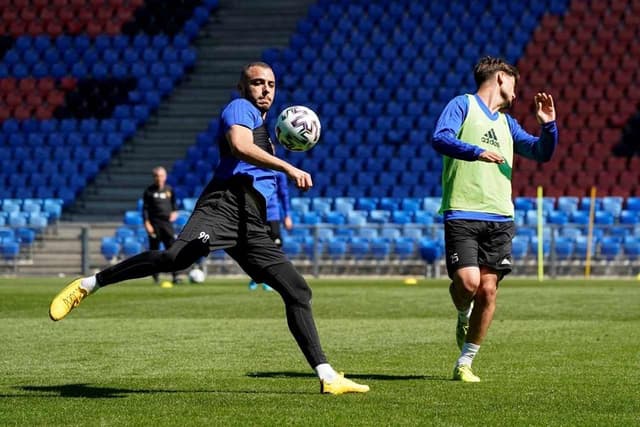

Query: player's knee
left=476, top=282, right=497, bottom=304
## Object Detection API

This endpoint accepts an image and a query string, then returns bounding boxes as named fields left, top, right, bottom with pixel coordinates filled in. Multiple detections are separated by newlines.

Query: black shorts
left=444, top=219, right=515, bottom=280
left=176, top=177, right=288, bottom=280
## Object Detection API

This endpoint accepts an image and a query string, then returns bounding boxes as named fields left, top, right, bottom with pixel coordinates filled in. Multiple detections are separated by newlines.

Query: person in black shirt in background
left=143, top=166, right=179, bottom=285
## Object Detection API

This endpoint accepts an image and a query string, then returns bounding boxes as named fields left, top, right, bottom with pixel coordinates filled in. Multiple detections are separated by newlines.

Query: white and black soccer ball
left=188, top=268, right=205, bottom=283
left=275, top=105, right=321, bottom=152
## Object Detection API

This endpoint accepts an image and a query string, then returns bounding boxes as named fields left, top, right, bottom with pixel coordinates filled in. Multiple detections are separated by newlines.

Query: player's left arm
left=510, top=93, right=558, bottom=163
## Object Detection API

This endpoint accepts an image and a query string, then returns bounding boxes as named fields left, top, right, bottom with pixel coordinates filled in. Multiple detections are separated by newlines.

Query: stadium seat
left=554, top=237, right=573, bottom=260
left=100, top=237, right=120, bottom=262
left=419, top=239, right=441, bottom=263
left=122, top=238, right=143, bottom=258
left=511, top=236, right=528, bottom=259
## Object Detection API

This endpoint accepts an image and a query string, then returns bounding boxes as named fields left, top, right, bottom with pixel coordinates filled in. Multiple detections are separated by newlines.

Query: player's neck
left=475, top=87, right=503, bottom=114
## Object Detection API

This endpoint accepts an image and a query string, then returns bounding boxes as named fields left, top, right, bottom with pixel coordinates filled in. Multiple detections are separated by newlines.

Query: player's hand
left=286, top=166, right=313, bottom=191
left=283, top=216, right=293, bottom=230
left=535, top=92, right=556, bottom=124
left=144, top=222, right=155, bottom=235
left=478, top=150, right=505, bottom=163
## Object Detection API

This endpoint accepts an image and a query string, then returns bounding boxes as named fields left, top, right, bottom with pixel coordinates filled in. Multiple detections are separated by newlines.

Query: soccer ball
left=274, top=105, right=321, bottom=152
left=188, top=268, right=205, bottom=283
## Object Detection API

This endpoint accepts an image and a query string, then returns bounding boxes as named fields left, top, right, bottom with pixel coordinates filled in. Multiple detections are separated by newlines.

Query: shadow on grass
left=8, top=383, right=313, bottom=398
left=247, top=371, right=448, bottom=381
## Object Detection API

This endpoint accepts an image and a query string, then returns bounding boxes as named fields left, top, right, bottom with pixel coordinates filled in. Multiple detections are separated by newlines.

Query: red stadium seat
left=0, top=105, right=10, bottom=121
left=26, top=93, right=42, bottom=106
left=18, top=77, right=36, bottom=92
left=105, top=20, right=121, bottom=35
left=5, top=91, right=22, bottom=108
left=27, top=20, right=45, bottom=36
left=46, top=90, right=65, bottom=106
left=59, top=76, right=77, bottom=90
left=0, top=78, right=17, bottom=91
left=86, top=20, right=104, bottom=37
left=58, top=7, right=74, bottom=24
left=33, top=0, right=49, bottom=10
left=45, top=20, right=64, bottom=37
left=9, top=21, right=27, bottom=37
left=14, top=104, right=32, bottom=120
left=20, top=8, right=37, bottom=22
left=34, top=104, right=54, bottom=120
left=37, top=77, right=56, bottom=94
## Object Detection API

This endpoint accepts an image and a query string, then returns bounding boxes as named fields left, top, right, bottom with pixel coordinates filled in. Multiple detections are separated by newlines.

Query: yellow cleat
left=49, top=278, right=89, bottom=321
left=320, top=373, right=370, bottom=395
left=453, top=364, right=481, bottom=382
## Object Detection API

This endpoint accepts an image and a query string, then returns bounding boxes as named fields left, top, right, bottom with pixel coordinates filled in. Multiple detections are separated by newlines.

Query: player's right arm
left=226, top=125, right=312, bottom=191
left=432, top=95, right=504, bottom=164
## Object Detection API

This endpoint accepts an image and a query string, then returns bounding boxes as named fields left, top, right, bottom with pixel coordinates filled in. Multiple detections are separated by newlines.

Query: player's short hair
left=152, top=166, right=166, bottom=177
left=239, top=61, right=272, bottom=84
left=473, top=56, right=519, bottom=88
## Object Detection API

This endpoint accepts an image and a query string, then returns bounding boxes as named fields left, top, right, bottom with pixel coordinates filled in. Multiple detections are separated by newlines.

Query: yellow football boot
left=49, top=278, right=89, bottom=321
left=453, top=364, right=481, bottom=382
left=320, top=373, right=370, bottom=395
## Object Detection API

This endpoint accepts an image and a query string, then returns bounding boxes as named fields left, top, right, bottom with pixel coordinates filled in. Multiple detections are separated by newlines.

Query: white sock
left=456, top=342, right=480, bottom=367
left=79, top=276, right=98, bottom=294
left=315, top=363, right=338, bottom=381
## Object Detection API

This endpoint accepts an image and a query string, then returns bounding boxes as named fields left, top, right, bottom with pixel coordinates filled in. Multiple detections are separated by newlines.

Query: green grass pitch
left=1, top=277, right=639, bottom=426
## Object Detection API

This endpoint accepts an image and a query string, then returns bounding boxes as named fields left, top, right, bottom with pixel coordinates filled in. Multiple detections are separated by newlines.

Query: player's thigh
left=176, top=193, right=240, bottom=251
left=444, top=220, right=483, bottom=276
left=227, top=230, right=288, bottom=282
left=477, top=221, right=515, bottom=279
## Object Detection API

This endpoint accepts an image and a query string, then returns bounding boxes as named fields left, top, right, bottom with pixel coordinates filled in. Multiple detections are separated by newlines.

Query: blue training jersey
left=266, top=171, right=291, bottom=221
left=432, top=94, right=558, bottom=222
left=213, top=98, right=276, bottom=201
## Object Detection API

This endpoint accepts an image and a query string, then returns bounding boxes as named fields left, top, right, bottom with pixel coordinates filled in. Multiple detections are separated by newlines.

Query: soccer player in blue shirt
left=49, top=62, right=369, bottom=395
left=432, top=56, right=557, bottom=382
left=249, top=170, right=293, bottom=291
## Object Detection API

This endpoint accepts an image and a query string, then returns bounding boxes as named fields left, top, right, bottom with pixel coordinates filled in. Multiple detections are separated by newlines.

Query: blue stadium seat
left=626, top=197, right=640, bottom=212
left=511, top=236, right=528, bottom=259
left=326, top=239, right=347, bottom=260
left=619, top=210, right=639, bottom=225
left=122, top=238, right=143, bottom=258
left=370, top=237, right=390, bottom=260
left=1, top=240, right=20, bottom=261
left=393, top=237, right=415, bottom=259
left=419, top=238, right=441, bottom=263
left=101, top=237, right=120, bottom=262
left=623, top=238, right=640, bottom=260
left=601, top=197, right=623, bottom=217
left=123, top=210, right=144, bottom=228
left=514, top=197, right=535, bottom=211
left=554, top=237, right=573, bottom=260
left=558, top=196, right=579, bottom=216
left=344, top=237, right=366, bottom=260
left=599, top=237, right=621, bottom=261
left=282, top=239, right=302, bottom=258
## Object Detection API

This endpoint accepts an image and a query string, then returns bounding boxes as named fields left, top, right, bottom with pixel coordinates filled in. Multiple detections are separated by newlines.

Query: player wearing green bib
left=432, top=57, right=558, bottom=382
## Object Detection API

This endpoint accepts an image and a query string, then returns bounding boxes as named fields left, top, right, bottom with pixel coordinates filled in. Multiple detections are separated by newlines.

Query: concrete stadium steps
left=5, top=222, right=121, bottom=276
left=65, top=0, right=316, bottom=223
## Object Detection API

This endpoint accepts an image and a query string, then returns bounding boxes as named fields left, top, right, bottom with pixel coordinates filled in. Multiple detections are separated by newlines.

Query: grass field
left=1, top=277, right=639, bottom=426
